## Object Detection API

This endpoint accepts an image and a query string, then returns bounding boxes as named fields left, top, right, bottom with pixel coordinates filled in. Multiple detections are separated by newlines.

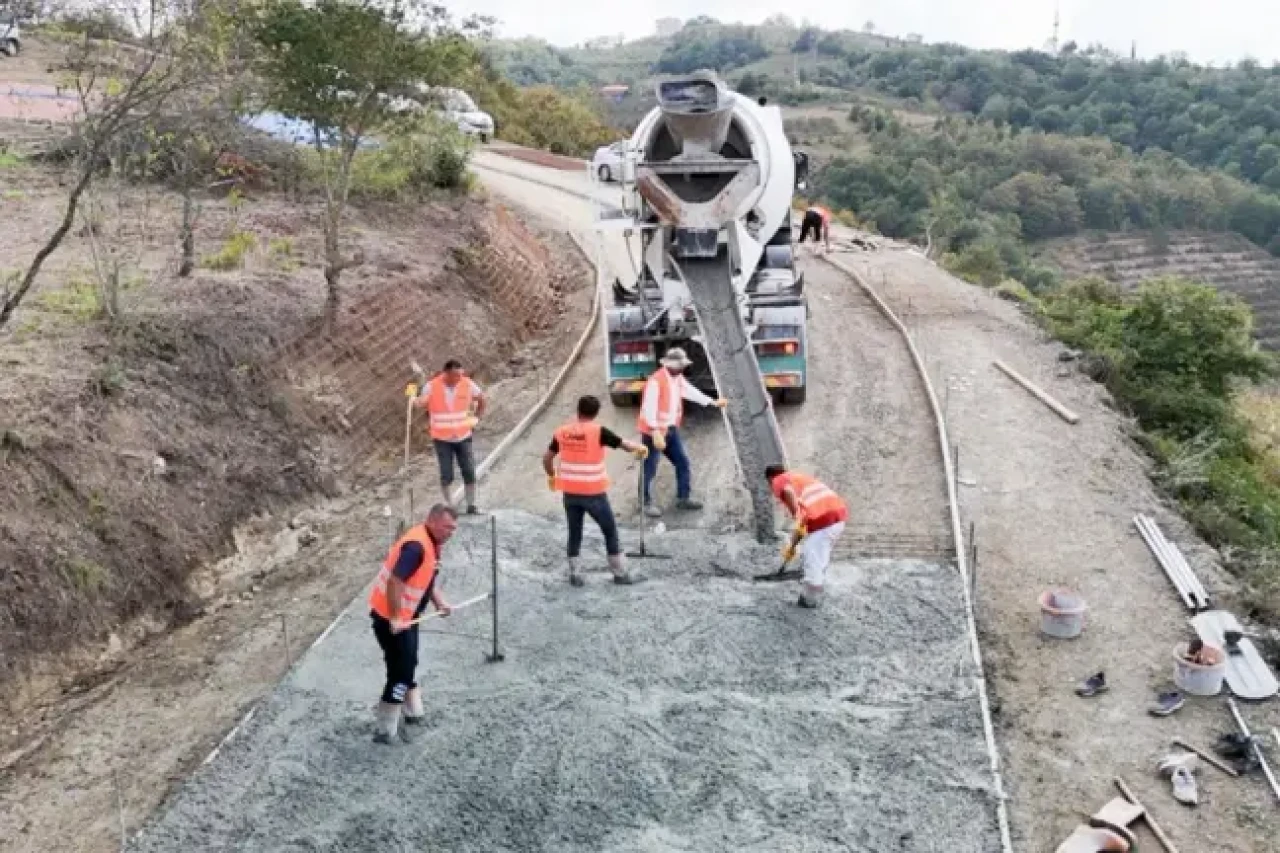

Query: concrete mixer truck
left=595, top=71, right=812, bottom=541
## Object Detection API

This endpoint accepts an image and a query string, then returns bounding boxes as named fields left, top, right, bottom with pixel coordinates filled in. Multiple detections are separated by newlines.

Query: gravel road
left=128, top=511, right=1001, bottom=853
left=123, top=156, right=1007, bottom=852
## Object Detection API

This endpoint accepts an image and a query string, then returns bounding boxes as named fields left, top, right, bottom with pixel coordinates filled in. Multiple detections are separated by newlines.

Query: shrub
left=36, top=275, right=102, bottom=321
left=201, top=231, right=258, bottom=271
left=339, top=118, right=473, bottom=201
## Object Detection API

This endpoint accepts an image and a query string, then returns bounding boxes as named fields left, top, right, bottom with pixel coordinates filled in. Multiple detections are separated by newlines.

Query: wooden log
left=993, top=359, right=1081, bottom=424
left=1114, top=777, right=1180, bottom=853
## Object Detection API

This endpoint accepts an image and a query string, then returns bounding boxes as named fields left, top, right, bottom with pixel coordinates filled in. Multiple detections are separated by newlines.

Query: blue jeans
left=564, top=493, right=621, bottom=557
left=642, top=427, right=691, bottom=503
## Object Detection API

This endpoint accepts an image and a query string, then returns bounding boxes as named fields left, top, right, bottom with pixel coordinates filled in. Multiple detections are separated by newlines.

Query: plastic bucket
left=1172, top=643, right=1226, bottom=696
left=1039, top=588, right=1087, bottom=639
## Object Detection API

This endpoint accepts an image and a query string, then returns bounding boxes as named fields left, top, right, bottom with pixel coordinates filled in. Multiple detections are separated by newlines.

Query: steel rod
left=486, top=515, right=504, bottom=663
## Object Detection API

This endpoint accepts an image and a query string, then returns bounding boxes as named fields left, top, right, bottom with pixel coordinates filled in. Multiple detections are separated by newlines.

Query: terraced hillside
left=1049, top=231, right=1280, bottom=348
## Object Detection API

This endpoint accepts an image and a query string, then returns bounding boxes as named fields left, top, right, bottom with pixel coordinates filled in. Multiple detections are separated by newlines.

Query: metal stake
left=280, top=613, right=292, bottom=668
left=113, top=767, right=127, bottom=852
left=485, top=515, right=505, bottom=663
left=627, top=463, right=670, bottom=559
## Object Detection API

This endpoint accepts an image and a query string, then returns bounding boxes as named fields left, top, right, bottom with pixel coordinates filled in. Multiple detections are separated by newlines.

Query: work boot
left=568, top=557, right=585, bottom=588
left=440, top=484, right=454, bottom=508
left=675, top=497, right=703, bottom=511
left=644, top=503, right=662, bottom=518
left=797, top=584, right=822, bottom=609
left=372, top=702, right=401, bottom=745
left=608, top=554, right=641, bottom=585
left=464, top=485, right=478, bottom=515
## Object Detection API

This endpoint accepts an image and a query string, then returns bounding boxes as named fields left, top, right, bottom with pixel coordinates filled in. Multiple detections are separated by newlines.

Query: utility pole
left=1048, top=3, right=1060, bottom=53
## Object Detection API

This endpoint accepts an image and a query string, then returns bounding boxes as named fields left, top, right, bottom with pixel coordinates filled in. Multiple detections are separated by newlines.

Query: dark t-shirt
left=548, top=425, right=623, bottom=454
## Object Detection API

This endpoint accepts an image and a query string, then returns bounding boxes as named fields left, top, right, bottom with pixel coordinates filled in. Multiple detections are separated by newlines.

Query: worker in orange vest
left=638, top=347, right=728, bottom=518
left=368, top=504, right=457, bottom=744
left=799, top=204, right=832, bottom=253
left=544, top=395, right=649, bottom=587
left=418, top=359, right=487, bottom=514
left=765, top=464, right=848, bottom=609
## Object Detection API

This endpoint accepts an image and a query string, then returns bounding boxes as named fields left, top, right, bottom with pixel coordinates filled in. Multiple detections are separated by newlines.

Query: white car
left=432, top=87, right=493, bottom=142
left=592, top=141, right=626, bottom=182
left=1, top=17, right=20, bottom=56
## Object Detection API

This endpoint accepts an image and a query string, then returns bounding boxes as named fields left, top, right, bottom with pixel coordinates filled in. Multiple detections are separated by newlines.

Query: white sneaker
left=1170, top=766, right=1198, bottom=806
left=1158, top=752, right=1199, bottom=776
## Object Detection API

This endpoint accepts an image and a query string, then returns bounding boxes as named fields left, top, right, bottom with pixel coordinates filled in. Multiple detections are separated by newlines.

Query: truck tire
left=1, top=40, right=17, bottom=57
left=781, top=386, right=807, bottom=405
left=598, top=165, right=612, bottom=182
left=610, top=391, right=638, bottom=408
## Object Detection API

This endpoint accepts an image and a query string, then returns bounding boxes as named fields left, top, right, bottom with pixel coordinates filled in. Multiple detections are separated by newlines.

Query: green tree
left=251, top=0, right=481, bottom=325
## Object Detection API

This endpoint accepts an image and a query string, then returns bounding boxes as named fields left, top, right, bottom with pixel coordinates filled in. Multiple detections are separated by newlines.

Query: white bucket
left=1172, top=643, right=1226, bottom=696
left=1039, top=588, right=1086, bottom=639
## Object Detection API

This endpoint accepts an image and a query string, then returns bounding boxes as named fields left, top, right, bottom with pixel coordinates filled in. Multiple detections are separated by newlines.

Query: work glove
left=631, top=445, right=649, bottom=460
left=434, top=602, right=452, bottom=618
left=404, top=382, right=418, bottom=398
left=713, top=398, right=729, bottom=409
left=547, top=474, right=557, bottom=492
left=390, top=618, right=411, bottom=634
left=464, top=416, right=480, bottom=429
left=653, top=431, right=667, bottom=451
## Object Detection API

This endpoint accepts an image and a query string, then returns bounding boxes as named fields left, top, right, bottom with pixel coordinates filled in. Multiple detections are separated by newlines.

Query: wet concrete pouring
left=129, top=510, right=1000, bottom=852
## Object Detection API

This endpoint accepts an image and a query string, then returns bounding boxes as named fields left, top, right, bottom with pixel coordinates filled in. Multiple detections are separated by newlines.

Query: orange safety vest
left=423, top=375, right=474, bottom=441
left=770, top=471, right=848, bottom=532
left=553, top=421, right=610, bottom=495
left=369, top=524, right=438, bottom=623
left=637, top=369, right=682, bottom=435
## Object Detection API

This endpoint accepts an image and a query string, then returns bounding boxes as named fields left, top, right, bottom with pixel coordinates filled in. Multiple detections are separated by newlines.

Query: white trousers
left=802, top=522, right=845, bottom=587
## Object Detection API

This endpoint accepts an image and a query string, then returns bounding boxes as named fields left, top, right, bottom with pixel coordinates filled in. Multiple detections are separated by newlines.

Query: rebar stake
left=485, top=515, right=504, bottom=663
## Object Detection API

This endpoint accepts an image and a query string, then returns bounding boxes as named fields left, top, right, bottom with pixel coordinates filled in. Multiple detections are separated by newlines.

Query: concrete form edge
left=821, top=254, right=1016, bottom=853
left=187, top=218, right=602, bottom=784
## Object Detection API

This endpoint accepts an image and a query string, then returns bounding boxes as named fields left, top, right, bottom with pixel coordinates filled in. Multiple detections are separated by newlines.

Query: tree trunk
left=179, top=183, right=196, bottom=277
left=0, top=162, right=95, bottom=331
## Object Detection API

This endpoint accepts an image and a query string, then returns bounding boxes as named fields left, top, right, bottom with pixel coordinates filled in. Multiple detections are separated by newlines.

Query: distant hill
left=1050, top=232, right=1280, bottom=349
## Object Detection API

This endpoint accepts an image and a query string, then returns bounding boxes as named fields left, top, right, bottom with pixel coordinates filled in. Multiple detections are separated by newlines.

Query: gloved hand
left=547, top=474, right=557, bottom=492
left=713, top=398, right=729, bottom=409
left=653, top=431, right=667, bottom=451
left=631, top=444, right=649, bottom=460
left=390, top=618, right=411, bottom=634
left=464, top=416, right=480, bottom=429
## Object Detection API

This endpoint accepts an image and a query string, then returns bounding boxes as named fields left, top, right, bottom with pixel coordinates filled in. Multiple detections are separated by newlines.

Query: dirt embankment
left=0, top=162, right=589, bottom=733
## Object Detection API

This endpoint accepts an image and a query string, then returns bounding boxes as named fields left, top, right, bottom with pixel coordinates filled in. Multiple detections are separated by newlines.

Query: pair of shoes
left=643, top=503, right=662, bottom=518
left=613, top=573, right=643, bottom=585
left=465, top=505, right=479, bottom=515
left=568, top=573, right=585, bottom=587
left=675, top=498, right=704, bottom=511
left=796, top=595, right=819, bottom=609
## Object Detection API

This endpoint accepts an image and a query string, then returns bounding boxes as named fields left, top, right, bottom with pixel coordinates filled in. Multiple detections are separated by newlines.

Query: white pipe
left=1136, top=514, right=1192, bottom=607
left=1135, top=516, right=1195, bottom=610
left=1145, top=516, right=1210, bottom=608
left=822, top=255, right=1016, bottom=853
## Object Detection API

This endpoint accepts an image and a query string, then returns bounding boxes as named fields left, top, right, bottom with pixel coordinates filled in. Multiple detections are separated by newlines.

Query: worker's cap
left=661, top=348, right=693, bottom=369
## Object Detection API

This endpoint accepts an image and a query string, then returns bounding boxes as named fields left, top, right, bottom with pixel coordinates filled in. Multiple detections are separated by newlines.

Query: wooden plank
left=993, top=359, right=1081, bottom=424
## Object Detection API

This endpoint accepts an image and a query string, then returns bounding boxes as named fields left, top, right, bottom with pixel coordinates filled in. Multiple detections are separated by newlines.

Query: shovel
left=753, top=540, right=802, bottom=583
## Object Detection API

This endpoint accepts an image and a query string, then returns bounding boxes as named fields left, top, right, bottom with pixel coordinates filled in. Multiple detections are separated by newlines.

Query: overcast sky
left=449, top=0, right=1280, bottom=65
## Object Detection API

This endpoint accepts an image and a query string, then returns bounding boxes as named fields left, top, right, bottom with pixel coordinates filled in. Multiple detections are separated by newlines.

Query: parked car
left=592, top=141, right=626, bottom=182
left=1, top=17, right=21, bottom=56
left=428, top=87, right=493, bottom=143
